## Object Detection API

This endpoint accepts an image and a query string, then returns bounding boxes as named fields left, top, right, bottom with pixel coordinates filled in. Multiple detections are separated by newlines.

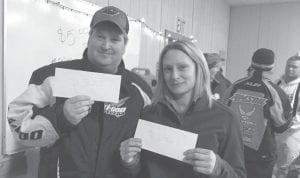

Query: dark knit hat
left=251, top=48, right=275, bottom=71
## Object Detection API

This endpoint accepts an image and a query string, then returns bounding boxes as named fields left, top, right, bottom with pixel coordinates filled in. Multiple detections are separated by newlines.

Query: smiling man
left=7, top=6, right=152, bottom=178
left=276, top=55, right=300, bottom=178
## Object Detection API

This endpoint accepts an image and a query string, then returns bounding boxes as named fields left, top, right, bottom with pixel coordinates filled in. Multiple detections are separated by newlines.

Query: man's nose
left=101, top=39, right=111, bottom=49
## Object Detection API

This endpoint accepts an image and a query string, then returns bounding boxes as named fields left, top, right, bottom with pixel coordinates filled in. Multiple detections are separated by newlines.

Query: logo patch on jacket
left=104, top=97, right=129, bottom=118
left=229, top=92, right=267, bottom=105
left=229, top=89, right=268, bottom=150
left=245, top=82, right=262, bottom=87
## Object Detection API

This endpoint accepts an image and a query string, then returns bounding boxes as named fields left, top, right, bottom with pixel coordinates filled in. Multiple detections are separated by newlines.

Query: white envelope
left=134, top=119, right=198, bottom=161
left=52, top=68, right=121, bottom=103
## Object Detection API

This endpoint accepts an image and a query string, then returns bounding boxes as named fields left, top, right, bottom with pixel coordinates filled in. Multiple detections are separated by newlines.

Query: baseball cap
left=90, top=6, right=129, bottom=35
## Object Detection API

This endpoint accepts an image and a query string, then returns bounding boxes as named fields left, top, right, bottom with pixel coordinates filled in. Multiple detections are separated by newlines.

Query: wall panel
left=1, top=0, right=3, bottom=158
left=227, top=2, right=300, bottom=82
left=84, top=0, right=230, bottom=75
left=1, top=0, right=230, bottom=176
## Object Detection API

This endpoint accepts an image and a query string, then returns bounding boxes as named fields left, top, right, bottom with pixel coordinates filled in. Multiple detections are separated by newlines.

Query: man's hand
left=63, top=95, right=94, bottom=125
left=120, top=138, right=142, bottom=167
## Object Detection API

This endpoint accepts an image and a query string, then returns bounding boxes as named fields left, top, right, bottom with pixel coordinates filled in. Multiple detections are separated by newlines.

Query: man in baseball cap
left=90, top=6, right=129, bottom=36
left=87, top=6, right=129, bottom=74
left=7, top=5, right=152, bottom=178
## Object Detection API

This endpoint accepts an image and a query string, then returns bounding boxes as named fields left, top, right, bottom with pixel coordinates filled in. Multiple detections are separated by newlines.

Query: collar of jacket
left=158, top=95, right=211, bottom=115
left=280, top=75, right=300, bottom=85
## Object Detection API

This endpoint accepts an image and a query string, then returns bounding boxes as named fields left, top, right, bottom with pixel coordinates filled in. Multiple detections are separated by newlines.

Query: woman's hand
left=120, top=138, right=142, bottom=167
left=63, top=95, right=94, bottom=125
left=183, top=148, right=218, bottom=175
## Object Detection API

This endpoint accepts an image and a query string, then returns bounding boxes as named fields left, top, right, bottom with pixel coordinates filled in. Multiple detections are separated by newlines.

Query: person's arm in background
left=292, top=90, right=300, bottom=130
left=286, top=82, right=300, bottom=130
left=265, top=81, right=293, bottom=133
left=220, top=84, right=234, bottom=105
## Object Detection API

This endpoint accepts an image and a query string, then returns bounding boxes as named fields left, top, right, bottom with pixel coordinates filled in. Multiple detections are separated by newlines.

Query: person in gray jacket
left=275, top=55, right=300, bottom=178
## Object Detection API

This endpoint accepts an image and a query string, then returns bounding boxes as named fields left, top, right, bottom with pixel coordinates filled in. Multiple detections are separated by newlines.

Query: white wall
left=1, top=0, right=3, bottom=157
left=194, top=0, right=230, bottom=54
left=1, top=0, right=230, bottom=177
left=84, top=0, right=230, bottom=75
left=227, top=2, right=300, bottom=82
left=1, top=1, right=29, bottom=177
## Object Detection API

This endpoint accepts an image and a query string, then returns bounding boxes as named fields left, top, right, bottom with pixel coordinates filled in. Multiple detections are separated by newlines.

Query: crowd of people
left=6, top=5, right=300, bottom=178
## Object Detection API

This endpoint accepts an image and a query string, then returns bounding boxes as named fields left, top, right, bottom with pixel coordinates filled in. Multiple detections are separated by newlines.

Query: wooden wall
left=227, top=2, right=300, bottom=82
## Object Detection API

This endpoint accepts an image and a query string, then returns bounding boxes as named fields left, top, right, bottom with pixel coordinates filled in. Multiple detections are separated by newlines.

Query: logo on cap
left=102, top=8, right=120, bottom=16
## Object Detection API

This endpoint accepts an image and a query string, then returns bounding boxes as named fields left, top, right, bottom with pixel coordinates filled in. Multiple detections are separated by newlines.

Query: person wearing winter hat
left=275, top=55, right=300, bottom=178
left=204, top=53, right=231, bottom=99
left=222, top=48, right=292, bottom=178
left=7, top=6, right=152, bottom=178
left=251, top=48, right=275, bottom=71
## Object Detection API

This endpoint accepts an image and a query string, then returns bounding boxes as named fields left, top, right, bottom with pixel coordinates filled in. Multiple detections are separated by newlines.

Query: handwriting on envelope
left=52, top=68, right=121, bottom=103
left=134, top=119, right=198, bottom=161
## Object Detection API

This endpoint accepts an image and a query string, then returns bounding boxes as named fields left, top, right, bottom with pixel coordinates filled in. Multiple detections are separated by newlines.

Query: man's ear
left=124, top=38, right=129, bottom=50
left=89, top=29, right=93, bottom=36
left=124, top=36, right=129, bottom=46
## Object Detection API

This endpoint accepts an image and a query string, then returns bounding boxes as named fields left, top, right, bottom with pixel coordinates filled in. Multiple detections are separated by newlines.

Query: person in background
left=131, top=67, right=157, bottom=93
left=222, top=48, right=292, bottom=178
left=7, top=6, right=152, bottom=178
left=119, top=40, right=246, bottom=178
left=275, top=55, right=300, bottom=178
left=204, top=53, right=231, bottom=99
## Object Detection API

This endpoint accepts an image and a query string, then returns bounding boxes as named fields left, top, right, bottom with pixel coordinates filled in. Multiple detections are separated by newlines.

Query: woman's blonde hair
left=153, top=40, right=213, bottom=107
